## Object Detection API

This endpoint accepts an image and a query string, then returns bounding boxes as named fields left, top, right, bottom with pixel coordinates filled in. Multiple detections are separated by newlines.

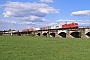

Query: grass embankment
left=0, top=36, right=90, bottom=60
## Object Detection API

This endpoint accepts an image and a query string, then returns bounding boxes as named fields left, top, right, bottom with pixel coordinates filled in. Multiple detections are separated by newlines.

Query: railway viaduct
left=34, top=28, right=90, bottom=38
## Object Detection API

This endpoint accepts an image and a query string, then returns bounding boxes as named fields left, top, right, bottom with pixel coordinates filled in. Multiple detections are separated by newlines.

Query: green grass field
left=0, top=36, right=90, bottom=60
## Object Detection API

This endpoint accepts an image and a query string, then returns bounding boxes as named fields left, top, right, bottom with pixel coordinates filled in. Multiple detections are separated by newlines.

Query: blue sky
left=0, top=0, right=90, bottom=30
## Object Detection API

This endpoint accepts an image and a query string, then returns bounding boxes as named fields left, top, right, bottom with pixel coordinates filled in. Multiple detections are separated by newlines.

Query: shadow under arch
left=86, top=32, right=90, bottom=37
left=43, top=33, right=47, bottom=37
left=37, top=33, right=40, bottom=36
left=50, top=33, right=55, bottom=37
left=58, top=32, right=66, bottom=38
left=70, top=32, right=81, bottom=38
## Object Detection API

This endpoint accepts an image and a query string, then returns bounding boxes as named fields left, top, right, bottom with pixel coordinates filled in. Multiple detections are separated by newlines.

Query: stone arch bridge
left=34, top=28, right=90, bottom=38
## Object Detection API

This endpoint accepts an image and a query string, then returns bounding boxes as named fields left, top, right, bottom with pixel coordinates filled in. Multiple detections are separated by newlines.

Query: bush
left=0, top=32, right=2, bottom=36
left=30, top=32, right=35, bottom=36
left=78, top=32, right=81, bottom=38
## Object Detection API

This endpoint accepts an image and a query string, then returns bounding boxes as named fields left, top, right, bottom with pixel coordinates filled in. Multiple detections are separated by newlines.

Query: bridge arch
left=37, top=33, right=40, bottom=36
left=43, top=33, right=47, bottom=37
left=70, top=32, right=81, bottom=38
left=58, top=32, right=66, bottom=38
left=50, top=33, right=55, bottom=37
left=86, top=32, right=90, bottom=37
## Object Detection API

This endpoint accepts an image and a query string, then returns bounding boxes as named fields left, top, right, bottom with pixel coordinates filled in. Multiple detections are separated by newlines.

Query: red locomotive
left=62, top=23, right=78, bottom=29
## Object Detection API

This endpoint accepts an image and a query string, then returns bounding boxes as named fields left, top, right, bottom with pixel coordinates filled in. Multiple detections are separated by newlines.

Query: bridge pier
left=79, top=28, right=87, bottom=38
left=47, top=30, right=50, bottom=37
left=40, top=31, right=43, bottom=36
left=55, top=30, right=60, bottom=37
left=34, top=31, right=38, bottom=36
left=66, top=30, right=74, bottom=38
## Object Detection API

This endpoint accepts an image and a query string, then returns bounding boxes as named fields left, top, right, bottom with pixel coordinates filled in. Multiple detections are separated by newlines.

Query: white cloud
left=56, top=19, right=87, bottom=25
left=18, top=16, right=46, bottom=22
left=56, top=19, right=82, bottom=23
left=40, top=0, right=53, bottom=3
left=86, top=20, right=90, bottom=22
left=0, top=20, right=35, bottom=25
left=56, top=19, right=90, bottom=27
left=1, top=1, right=58, bottom=17
left=20, top=22, right=35, bottom=25
left=0, top=20, right=17, bottom=24
left=47, top=22, right=57, bottom=26
left=71, top=10, right=90, bottom=16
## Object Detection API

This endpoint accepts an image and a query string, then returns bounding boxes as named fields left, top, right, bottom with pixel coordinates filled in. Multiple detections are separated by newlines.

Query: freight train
left=21, top=22, right=78, bottom=32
